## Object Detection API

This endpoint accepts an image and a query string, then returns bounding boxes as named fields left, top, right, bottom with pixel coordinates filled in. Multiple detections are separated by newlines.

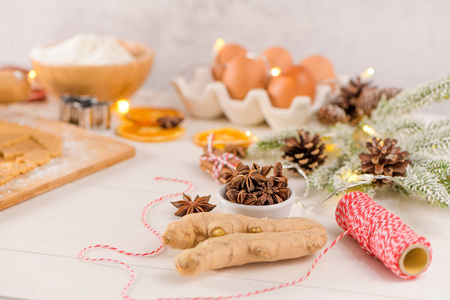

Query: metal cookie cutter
left=60, top=95, right=111, bottom=130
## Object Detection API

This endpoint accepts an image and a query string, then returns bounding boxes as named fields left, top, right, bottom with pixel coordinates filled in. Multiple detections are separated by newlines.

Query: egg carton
left=172, top=66, right=334, bottom=129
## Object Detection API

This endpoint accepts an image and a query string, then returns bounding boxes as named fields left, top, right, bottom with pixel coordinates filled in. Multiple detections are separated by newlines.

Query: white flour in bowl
left=30, top=33, right=135, bottom=65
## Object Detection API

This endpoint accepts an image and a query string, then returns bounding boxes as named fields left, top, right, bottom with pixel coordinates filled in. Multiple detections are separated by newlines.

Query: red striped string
left=199, top=133, right=239, bottom=181
left=78, top=177, right=344, bottom=299
left=79, top=181, right=430, bottom=300
left=78, top=177, right=194, bottom=299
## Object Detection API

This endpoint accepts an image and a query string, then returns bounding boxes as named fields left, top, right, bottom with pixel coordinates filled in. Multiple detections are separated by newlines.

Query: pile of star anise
left=220, top=162, right=290, bottom=206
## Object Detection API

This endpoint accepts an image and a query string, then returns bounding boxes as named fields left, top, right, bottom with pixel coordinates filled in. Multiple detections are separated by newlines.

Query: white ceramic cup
left=217, top=185, right=295, bottom=219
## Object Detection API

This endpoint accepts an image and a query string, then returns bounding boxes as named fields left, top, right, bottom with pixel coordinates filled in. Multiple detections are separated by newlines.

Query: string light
left=214, top=38, right=225, bottom=52
left=362, top=125, right=376, bottom=136
left=347, top=173, right=359, bottom=183
left=28, top=70, right=36, bottom=79
left=271, top=67, right=281, bottom=77
left=325, top=144, right=336, bottom=153
left=360, top=67, right=375, bottom=80
left=245, top=130, right=258, bottom=142
left=117, top=99, right=130, bottom=114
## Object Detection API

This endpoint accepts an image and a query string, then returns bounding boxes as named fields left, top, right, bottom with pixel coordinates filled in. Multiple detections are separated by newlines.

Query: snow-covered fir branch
left=405, top=125, right=450, bottom=157
left=372, top=74, right=450, bottom=120
left=250, top=128, right=299, bottom=153
left=370, top=117, right=425, bottom=138
left=398, top=165, right=450, bottom=207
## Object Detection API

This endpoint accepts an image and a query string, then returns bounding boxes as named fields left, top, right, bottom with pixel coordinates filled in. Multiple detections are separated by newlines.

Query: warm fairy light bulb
left=117, top=99, right=130, bottom=114
left=348, top=173, right=359, bottom=183
left=360, top=67, right=375, bottom=80
left=245, top=130, right=258, bottom=142
left=28, top=70, right=36, bottom=79
left=325, top=144, right=336, bottom=152
left=214, top=38, right=225, bottom=52
left=271, top=67, right=281, bottom=77
left=363, top=125, right=376, bottom=136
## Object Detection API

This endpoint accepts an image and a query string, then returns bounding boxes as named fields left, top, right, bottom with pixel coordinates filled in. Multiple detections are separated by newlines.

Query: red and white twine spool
left=336, top=191, right=432, bottom=279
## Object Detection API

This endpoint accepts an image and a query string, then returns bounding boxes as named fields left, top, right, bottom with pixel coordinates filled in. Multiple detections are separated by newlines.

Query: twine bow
left=200, top=133, right=240, bottom=181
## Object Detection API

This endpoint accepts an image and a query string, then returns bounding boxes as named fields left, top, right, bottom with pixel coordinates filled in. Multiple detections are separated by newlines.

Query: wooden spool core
left=398, top=243, right=430, bottom=276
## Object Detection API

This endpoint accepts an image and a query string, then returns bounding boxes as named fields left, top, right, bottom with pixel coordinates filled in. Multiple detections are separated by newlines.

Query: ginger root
left=174, top=230, right=326, bottom=276
left=163, top=213, right=327, bottom=276
left=163, top=212, right=325, bottom=249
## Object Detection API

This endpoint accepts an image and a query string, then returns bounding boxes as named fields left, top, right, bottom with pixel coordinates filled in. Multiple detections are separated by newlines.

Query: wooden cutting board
left=0, top=113, right=135, bottom=210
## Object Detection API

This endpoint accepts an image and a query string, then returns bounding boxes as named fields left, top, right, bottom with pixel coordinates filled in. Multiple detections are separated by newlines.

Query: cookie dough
left=0, top=121, right=62, bottom=185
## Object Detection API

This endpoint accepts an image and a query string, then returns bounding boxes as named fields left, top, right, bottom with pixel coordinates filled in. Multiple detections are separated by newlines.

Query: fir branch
left=355, top=184, right=376, bottom=197
left=329, top=155, right=361, bottom=192
left=405, top=123, right=450, bottom=156
left=392, top=183, right=412, bottom=197
left=308, top=159, right=341, bottom=191
left=370, top=117, right=425, bottom=138
left=250, top=123, right=331, bottom=153
left=427, top=118, right=450, bottom=131
left=398, top=165, right=450, bottom=207
left=371, top=75, right=450, bottom=120
left=415, top=157, right=450, bottom=182
left=248, top=75, right=450, bottom=206
left=250, top=128, right=299, bottom=152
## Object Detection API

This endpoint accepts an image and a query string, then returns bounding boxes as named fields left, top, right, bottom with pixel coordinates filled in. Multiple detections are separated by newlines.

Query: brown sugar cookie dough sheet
left=0, top=121, right=62, bottom=185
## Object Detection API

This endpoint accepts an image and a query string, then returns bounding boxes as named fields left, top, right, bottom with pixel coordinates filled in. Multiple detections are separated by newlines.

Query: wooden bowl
left=31, top=40, right=154, bottom=102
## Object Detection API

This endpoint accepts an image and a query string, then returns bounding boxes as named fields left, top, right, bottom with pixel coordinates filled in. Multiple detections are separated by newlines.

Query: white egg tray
left=172, top=66, right=333, bottom=129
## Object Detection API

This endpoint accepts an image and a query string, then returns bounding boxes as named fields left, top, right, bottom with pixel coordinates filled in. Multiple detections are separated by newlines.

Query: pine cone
left=357, top=87, right=402, bottom=117
left=334, top=77, right=371, bottom=122
left=281, top=130, right=327, bottom=172
left=380, top=87, right=402, bottom=99
left=359, top=137, right=412, bottom=187
left=317, top=104, right=349, bottom=125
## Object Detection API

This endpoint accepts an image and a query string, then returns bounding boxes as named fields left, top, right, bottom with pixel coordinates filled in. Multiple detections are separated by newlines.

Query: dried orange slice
left=125, top=107, right=184, bottom=126
left=193, top=127, right=253, bottom=149
left=116, top=123, right=185, bottom=142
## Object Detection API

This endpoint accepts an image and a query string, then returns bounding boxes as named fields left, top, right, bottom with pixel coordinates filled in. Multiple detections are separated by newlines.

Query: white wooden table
left=0, top=90, right=449, bottom=300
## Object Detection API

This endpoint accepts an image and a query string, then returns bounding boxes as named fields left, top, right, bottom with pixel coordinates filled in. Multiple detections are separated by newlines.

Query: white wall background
left=1, top=0, right=449, bottom=113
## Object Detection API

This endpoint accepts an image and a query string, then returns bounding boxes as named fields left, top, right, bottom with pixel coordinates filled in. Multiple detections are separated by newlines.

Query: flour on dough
left=0, top=121, right=62, bottom=185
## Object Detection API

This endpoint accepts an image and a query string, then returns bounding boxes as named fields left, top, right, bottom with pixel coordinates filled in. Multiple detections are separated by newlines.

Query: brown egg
left=299, top=55, right=336, bottom=88
left=262, top=46, right=293, bottom=73
left=267, top=65, right=316, bottom=108
left=211, top=44, right=246, bottom=80
left=222, top=55, right=268, bottom=100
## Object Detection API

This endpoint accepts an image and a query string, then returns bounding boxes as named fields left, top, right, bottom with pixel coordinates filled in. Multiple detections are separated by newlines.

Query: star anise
left=224, top=144, right=247, bottom=158
left=272, top=162, right=289, bottom=187
left=226, top=189, right=258, bottom=205
left=157, top=115, right=184, bottom=129
left=228, top=169, right=267, bottom=192
left=254, top=177, right=290, bottom=205
left=250, top=163, right=272, bottom=177
left=170, top=194, right=216, bottom=217
left=220, top=162, right=250, bottom=185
